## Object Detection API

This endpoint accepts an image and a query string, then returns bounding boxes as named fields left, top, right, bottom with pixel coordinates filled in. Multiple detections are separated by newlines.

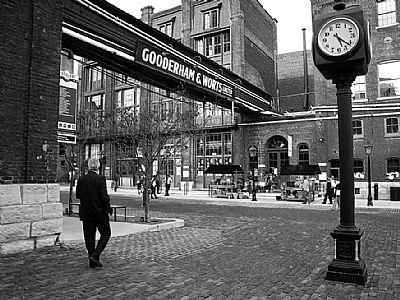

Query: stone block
left=42, top=203, right=63, bottom=219
left=0, top=222, right=31, bottom=243
left=35, top=235, right=58, bottom=249
left=47, top=184, right=60, bottom=203
left=0, top=239, right=35, bottom=255
left=31, top=218, right=62, bottom=237
left=21, top=184, right=47, bottom=205
left=0, top=184, right=22, bottom=206
left=0, top=205, right=42, bottom=224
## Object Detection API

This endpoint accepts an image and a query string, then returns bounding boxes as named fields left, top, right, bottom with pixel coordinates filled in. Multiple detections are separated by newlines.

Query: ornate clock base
left=326, top=227, right=368, bottom=285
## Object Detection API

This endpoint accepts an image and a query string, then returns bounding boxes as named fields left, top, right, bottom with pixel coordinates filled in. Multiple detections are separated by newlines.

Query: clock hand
left=333, top=33, right=343, bottom=47
left=334, top=33, right=352, bottom=46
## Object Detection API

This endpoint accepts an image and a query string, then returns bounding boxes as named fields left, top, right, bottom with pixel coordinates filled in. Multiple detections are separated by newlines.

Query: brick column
left=0, top=0, right=63, bottom=183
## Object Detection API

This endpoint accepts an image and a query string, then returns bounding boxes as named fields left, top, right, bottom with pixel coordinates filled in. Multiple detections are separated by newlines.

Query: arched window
left=298, top=143, right=309, bottom=165
left=267, top=136, right=289, bottom=172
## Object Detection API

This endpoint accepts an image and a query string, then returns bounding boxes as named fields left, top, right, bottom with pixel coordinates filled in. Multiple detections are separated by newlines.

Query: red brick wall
left=0, top=0, right=63, bottom=183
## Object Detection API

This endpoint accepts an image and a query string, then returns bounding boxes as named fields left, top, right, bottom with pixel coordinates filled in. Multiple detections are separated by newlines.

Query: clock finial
left=333, top=0, right=346, bottom=11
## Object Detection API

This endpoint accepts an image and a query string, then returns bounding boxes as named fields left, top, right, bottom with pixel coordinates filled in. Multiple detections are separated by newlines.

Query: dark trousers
left=165, top=184, right=171, bottom=196
left=82, top=216, right=111, bottom=259
left=323, top=192, right=333, bottom=204
left=151, top=186, right=158, bottom=198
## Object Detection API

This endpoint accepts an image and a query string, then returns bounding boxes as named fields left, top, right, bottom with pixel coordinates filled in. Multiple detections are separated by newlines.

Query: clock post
left=312, top=1, right=371, bottom=286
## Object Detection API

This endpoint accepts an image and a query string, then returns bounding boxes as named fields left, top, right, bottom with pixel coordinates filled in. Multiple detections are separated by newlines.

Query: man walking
left=164, top=174, right=172, bottom=196
left=302, top=177, right=311, bottom=204
left=76, top=157, right=113, bottom=268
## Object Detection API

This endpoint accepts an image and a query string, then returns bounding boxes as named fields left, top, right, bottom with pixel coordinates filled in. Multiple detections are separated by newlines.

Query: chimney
left=141, top=6, right=154, bottom=25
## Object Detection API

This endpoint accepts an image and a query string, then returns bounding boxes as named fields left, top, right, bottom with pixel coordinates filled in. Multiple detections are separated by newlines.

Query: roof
left=280, top=164, right=321, bottom=175
left=205, top=165, right=244, bottom=174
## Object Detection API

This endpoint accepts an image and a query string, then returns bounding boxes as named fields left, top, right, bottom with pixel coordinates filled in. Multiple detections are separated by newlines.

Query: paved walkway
left=2, top=186, right=399, bottom=299
left=60, top=185, right=400, bottom=242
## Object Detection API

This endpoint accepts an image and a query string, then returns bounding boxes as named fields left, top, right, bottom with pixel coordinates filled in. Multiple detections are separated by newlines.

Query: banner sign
left=136, top=41, right=234, bottom=98
left=58, top=71, right=78, bottom=144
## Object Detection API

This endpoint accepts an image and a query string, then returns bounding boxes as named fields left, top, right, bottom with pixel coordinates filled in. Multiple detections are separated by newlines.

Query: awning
left=280, top=164, right=321, bottom=175
left=205, top=164, right=244, bottom=174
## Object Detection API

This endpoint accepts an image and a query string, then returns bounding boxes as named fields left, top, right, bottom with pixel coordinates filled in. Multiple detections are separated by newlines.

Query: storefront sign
left=136, top=41, right=234, bottom=98
left=58, top=71, right=77, bottom=144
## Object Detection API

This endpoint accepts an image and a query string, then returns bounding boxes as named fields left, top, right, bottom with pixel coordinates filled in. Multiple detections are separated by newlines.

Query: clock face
left=317, top=17, right=360, bottom=57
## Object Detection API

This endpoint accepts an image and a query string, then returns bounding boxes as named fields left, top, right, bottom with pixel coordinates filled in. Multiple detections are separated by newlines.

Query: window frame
left=158, top=21, right=173, bottom=37
left=385, top=116, right=400, bottom=137
left=298, top=143, right=310, bottom=166
left=378, top=60, right=400, bottom=99
left=377, top=0, right=397, bottom=28
left=351, top=75, right=367, bottom=102
left=203, top=8, right=219, bottom=30
left=387, top=157, right=400, bottom=174
left=352, top=119, right=364, bottom=138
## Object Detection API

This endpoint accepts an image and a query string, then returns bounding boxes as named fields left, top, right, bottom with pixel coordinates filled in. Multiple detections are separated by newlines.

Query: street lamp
left=364, top=145, right=373, bottom=206
left=249, top=145, right=258, bottom=201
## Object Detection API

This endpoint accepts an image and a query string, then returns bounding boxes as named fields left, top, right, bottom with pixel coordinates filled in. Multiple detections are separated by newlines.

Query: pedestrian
left=151, top=175, right=158, bottom=199
left=137, top=176, right=143, bottom=195
left=113, top=172, right=119, bottom=192
left=156, top=174, right=161, bottom=194
left=302, top=176, right=311, bottom=204
left=332, top=182, right=341, bottom=211
left=266, top=177, right=273, bottom=193
left=164, top=174, right=172, bottom=196
left=76, top=157, right=113, bottom=268
left=322, top=177, right=333, bottom=204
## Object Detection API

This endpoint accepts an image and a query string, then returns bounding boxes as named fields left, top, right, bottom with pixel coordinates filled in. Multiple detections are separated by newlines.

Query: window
left=196, top=133, right=232, bottom=176
left=205, top=36, right=213, bottom=56
left=387, top=158, right=400, bottom=173
left=385, top=117, right=399, bottom=135
left=353, top=120, right=363, bottom=137
left=195, top=31, right=231, bottom=58
left=354, top=159, right=364, bottom=178
left=84, top=66, right=105, bottom=91
left=204, top=9, right=218, bottom=30
left=298, top=144, right=309, bottom=165
left=214, top=35, right=222, bottom=55
left=159, top=22, right=173, bottom=37
left=378, top=61, right=400, bottom=98
left=224, top=134, right=232, bottom=155
left=85, top=143, right=103, bottom=160
left=351, top=76, right=366, bottom=100
left=223, top=32, right=231, bottom=52
left=86, top=94, right=104, bottom=111
left=377, top=0, right=397, bottom=27
left=205, top=134, right=222, bottom=156
left=116, top=88, right=140, bottom=115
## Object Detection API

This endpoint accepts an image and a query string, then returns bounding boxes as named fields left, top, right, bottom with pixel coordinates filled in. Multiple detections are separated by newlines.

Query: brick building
left=269, top=0, right=400, bottom=199
left=74, top=0, right=399, bottom=198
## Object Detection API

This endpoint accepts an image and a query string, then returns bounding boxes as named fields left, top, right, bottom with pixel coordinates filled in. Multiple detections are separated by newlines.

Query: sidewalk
left=60, top=185, right=400, bottom=244
left=102, top=185, right=400, bottom=210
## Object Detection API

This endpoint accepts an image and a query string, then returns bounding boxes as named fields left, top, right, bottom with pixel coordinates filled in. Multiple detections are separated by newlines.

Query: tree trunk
left=143, top=169, right=151, bottom=222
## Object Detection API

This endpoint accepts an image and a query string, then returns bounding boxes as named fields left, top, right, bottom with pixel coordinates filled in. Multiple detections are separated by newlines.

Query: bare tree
left=112, top=90, right=198, bottom=222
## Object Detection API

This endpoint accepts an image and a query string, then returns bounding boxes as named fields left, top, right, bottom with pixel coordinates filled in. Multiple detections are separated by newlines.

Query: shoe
left=322, top=202, right=326, bottom=204
left=89, top=256, right=103, bottom=268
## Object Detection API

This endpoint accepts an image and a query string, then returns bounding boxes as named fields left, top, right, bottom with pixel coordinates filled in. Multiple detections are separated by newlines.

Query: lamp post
left=364, top=145, right=373, bottom=206
left=249, top=145, right=258, bottom=201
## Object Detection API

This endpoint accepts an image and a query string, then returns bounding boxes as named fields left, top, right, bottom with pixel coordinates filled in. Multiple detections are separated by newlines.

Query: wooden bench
left=68, top=203, right=127, bottom=222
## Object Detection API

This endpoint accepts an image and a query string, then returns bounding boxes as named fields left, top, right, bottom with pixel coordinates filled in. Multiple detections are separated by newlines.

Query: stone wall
left=0, top=184, right=63, bottom=254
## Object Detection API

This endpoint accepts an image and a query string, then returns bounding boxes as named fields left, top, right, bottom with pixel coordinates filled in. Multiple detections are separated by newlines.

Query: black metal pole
left=326, top=75, right=367, bottom=285
left=367, top=155, right=373, bottom=206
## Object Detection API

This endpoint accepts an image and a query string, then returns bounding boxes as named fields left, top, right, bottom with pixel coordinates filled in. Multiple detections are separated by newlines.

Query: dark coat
left=76, top=171, right=112, bottom=221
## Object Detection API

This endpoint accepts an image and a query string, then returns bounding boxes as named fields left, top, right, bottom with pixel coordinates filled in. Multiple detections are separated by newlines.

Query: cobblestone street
left=1, top=196, right=400, bottom=299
